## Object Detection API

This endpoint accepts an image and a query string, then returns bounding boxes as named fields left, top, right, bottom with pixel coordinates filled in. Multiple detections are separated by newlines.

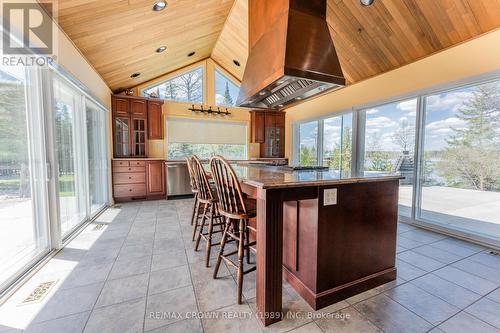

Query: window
left=53, top=75, right=88, bottom=236
left=322, top=113, right=353, bottom=173
left=298, top=121, right=318, bottom=166
left=142, top=67, right=203, bottom=103
left=86, top=99, right=109, bottom=215
left=167, top=118, right=247, bottom=160
left=0, top=65, right=50, bottom=291
left=215, top=69, right=240, bottom=107
left=362, top=99, right=417, bottom=217
left=293, top=75, right=500, bottom=246
left=419, top=80, right=500, bottom=239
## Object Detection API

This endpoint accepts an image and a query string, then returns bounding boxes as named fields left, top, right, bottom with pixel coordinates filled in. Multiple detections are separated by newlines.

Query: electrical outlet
left=324, top=188, right=337, bottom=206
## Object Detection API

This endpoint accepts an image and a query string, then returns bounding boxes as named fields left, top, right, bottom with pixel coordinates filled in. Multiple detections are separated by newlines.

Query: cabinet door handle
left=129, top=189, right=132, bottom=192
left=129, top=176, right=132, bottom=179
left=128, top=168, right=132, bottom=171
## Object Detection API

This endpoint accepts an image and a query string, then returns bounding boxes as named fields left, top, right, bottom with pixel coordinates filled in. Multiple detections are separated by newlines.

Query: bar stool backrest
left=185, top=157, right=197, bottom=193
left=191, top=155, right=214, bottom=202
left=209, top=155, right=248, bottom=217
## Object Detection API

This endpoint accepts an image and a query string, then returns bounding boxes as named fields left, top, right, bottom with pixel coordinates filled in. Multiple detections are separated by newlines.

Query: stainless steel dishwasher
left=166, top=162, right=192, bottom=197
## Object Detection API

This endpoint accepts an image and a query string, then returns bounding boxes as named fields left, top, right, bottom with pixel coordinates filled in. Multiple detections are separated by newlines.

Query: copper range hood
left=236, top=0, right=345, bottom=110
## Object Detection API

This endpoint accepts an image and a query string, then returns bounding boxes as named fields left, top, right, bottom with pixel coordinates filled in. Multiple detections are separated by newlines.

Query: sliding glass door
left=322, top=113, right=353, bottom=174
left=53, top=76, right=88, bottom=237
left=361, top=99, right=418, bottom=217
left=0, top=66, right=50, bottom=290
left=418, top=80, right=500, bottom=241
left=86, top=99, right=108, bottom=216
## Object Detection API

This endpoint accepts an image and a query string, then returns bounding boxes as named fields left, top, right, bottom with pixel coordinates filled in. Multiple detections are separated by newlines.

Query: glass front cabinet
left=112, top=95, right=163, bottom=158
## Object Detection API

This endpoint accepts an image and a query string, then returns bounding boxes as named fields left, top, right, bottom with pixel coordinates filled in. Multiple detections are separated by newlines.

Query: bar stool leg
left=237, top=219, right=245, bottom=304
left=214, top=217, right=230, bottom=279
left=190, top=193, right=198, bottom=226
left=205, top=204, right=215, bottom=267
left=195, top=204, right=208, bottom=249
left=246, top=224, right=251, bottom=264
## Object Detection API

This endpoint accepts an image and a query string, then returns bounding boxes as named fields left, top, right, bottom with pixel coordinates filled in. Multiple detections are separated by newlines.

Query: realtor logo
left=2, top=2, right=53, bottom=55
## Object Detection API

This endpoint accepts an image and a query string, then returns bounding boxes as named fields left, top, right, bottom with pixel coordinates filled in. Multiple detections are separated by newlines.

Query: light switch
left=323, top=188, right=337, bottom=206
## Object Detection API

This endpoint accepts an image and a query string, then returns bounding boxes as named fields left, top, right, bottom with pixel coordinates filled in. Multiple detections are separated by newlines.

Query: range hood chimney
left=236, top=0, right=345, bottom=110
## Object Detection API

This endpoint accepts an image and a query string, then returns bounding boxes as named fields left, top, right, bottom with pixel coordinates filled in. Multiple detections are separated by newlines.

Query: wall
left=284, top=29, right=500, bottom=159
left=131, top=58, right=254, bottom=159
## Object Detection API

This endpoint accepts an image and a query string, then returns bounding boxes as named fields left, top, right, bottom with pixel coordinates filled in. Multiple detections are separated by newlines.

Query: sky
left=299, top=82, right=492, bottom=153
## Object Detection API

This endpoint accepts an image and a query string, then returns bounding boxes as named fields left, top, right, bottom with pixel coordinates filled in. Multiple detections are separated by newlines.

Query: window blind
left=167, top=118, right=247, bottom=145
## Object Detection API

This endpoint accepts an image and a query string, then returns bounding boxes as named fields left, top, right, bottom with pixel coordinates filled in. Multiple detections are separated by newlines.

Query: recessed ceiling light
left=130, top=72, right=141, bottom=78
left=296, top=97, right=302, bottom=100
left=277, top=79, right=285, bottom=84
left=278, top=104, right=284, bottom=107
left=187, top=51, right=195, bottom=57
left=360, top=0, right=374, bottom=6
left=156, top=46, right=167, bottom=53
left=233, top=59, right=240, bottom=67
left=152, top=1, right=167, bottom=11
left=259, top=91, right=266, bottom=96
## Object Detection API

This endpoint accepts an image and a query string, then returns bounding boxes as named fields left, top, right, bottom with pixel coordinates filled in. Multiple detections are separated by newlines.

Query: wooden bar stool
left=190, top=155, right=225, bottom=267
left=185, top=157, right=200, bottom=228
left=209, top=155, right=257, bottom=304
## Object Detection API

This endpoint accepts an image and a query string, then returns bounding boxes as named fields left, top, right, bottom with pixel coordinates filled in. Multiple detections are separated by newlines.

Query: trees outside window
left=215, top=70, right=239, bottom=107
left=143, top=67, right=203, bottom=103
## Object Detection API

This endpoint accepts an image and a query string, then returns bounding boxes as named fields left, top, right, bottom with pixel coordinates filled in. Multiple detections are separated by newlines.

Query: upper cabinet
left=250, top=110, right=285, bottom=158
left=112, top=95, right=163, bottom=158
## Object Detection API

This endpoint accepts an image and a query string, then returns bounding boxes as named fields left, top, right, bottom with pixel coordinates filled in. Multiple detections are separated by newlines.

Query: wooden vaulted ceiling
left=51, top=0, right=500, bottom=93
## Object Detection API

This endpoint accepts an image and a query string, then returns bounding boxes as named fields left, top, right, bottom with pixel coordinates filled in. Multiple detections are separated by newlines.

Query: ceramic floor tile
left=468, top=252, right=500, bottom=269
left=58, top=261, right=113, bottom=290
left=434, top=266, right=498, bottom=295
left=465, top=298, right=500, bottom=329
left=144, top=286, right=198, bottom=331
left=33, top=283, right=104, bottom=323
left=438, top=311, right=500, bottom=333
left=411, top=274, right=481, bottom=308
left=151, top=250, right=188, bottom=272
left=148, top=265, right=191, bottom=295
left=396, top=259, right=427, bottom=281
left=84, top=297, right=146, bottom=333
left=397, top=250, right=447, bottom=272
left=108, top=255, right=152, bottom=280
left=486, top=288, right=500, bottom=303
left=411, top=244, right=463, bottom=264
left=202, top=303, right=261, bottom=333
left=315, top=306, right=382, bottom=333
left=95, top=273, right=149, bottom=308
left=24, top=312, right=90, bottom=333
left=385, top=283, right=460, bottom=325
left=194, top=275, right=239, bottom=312
left=451, top=259, right=500, bottom=284
left=354, top=294, right=434, bottom=333
left=430, top=239, right=484, bottom=257
left=145, top=319, right=203, bottom=333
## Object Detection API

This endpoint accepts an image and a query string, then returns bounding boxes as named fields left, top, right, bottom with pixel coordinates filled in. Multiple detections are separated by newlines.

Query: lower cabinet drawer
left=113, top=172, right=146, bottom=185
left=113, top=166, right=146, bottom=173
left=114, top=184, right=147, bottom=198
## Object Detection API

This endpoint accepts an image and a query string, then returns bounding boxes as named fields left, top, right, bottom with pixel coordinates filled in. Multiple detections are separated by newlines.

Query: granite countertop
left=233, top=165, right=403, bottom=189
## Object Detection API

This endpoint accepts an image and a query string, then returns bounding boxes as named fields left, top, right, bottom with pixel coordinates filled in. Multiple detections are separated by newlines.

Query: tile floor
left=0, top=199, right=499, bottom=333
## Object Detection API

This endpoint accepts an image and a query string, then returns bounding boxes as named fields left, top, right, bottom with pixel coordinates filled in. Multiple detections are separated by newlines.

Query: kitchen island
left=234, top=165, right=402, bottom=326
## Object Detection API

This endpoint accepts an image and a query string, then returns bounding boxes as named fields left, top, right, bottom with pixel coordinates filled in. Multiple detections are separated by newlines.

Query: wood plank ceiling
left=51, top=0, right=500, bottom=92
left=211, top=0, right=248, bottom=80
left=51, top=0, right=234, bottom=91
left=327, top=0, right=500, bottom=84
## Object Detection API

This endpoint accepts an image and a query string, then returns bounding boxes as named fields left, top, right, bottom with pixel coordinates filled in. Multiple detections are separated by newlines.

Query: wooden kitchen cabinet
left=148, top=100, right=163, bottom=139
left=112, top=159, right=165, bottom=202
left=250, top=110, right=285, bottom=158
left=147, top=160, right=166, bottom=196
left=250, top=111, right=265, bottom=143
left=112, top=95, right=163, bottom=158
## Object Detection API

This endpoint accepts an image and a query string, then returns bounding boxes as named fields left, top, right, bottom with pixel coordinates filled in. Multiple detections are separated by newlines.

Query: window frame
left=292, top=70, right=500, bottom=248
left=141, top=65, right=205, bottom=104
